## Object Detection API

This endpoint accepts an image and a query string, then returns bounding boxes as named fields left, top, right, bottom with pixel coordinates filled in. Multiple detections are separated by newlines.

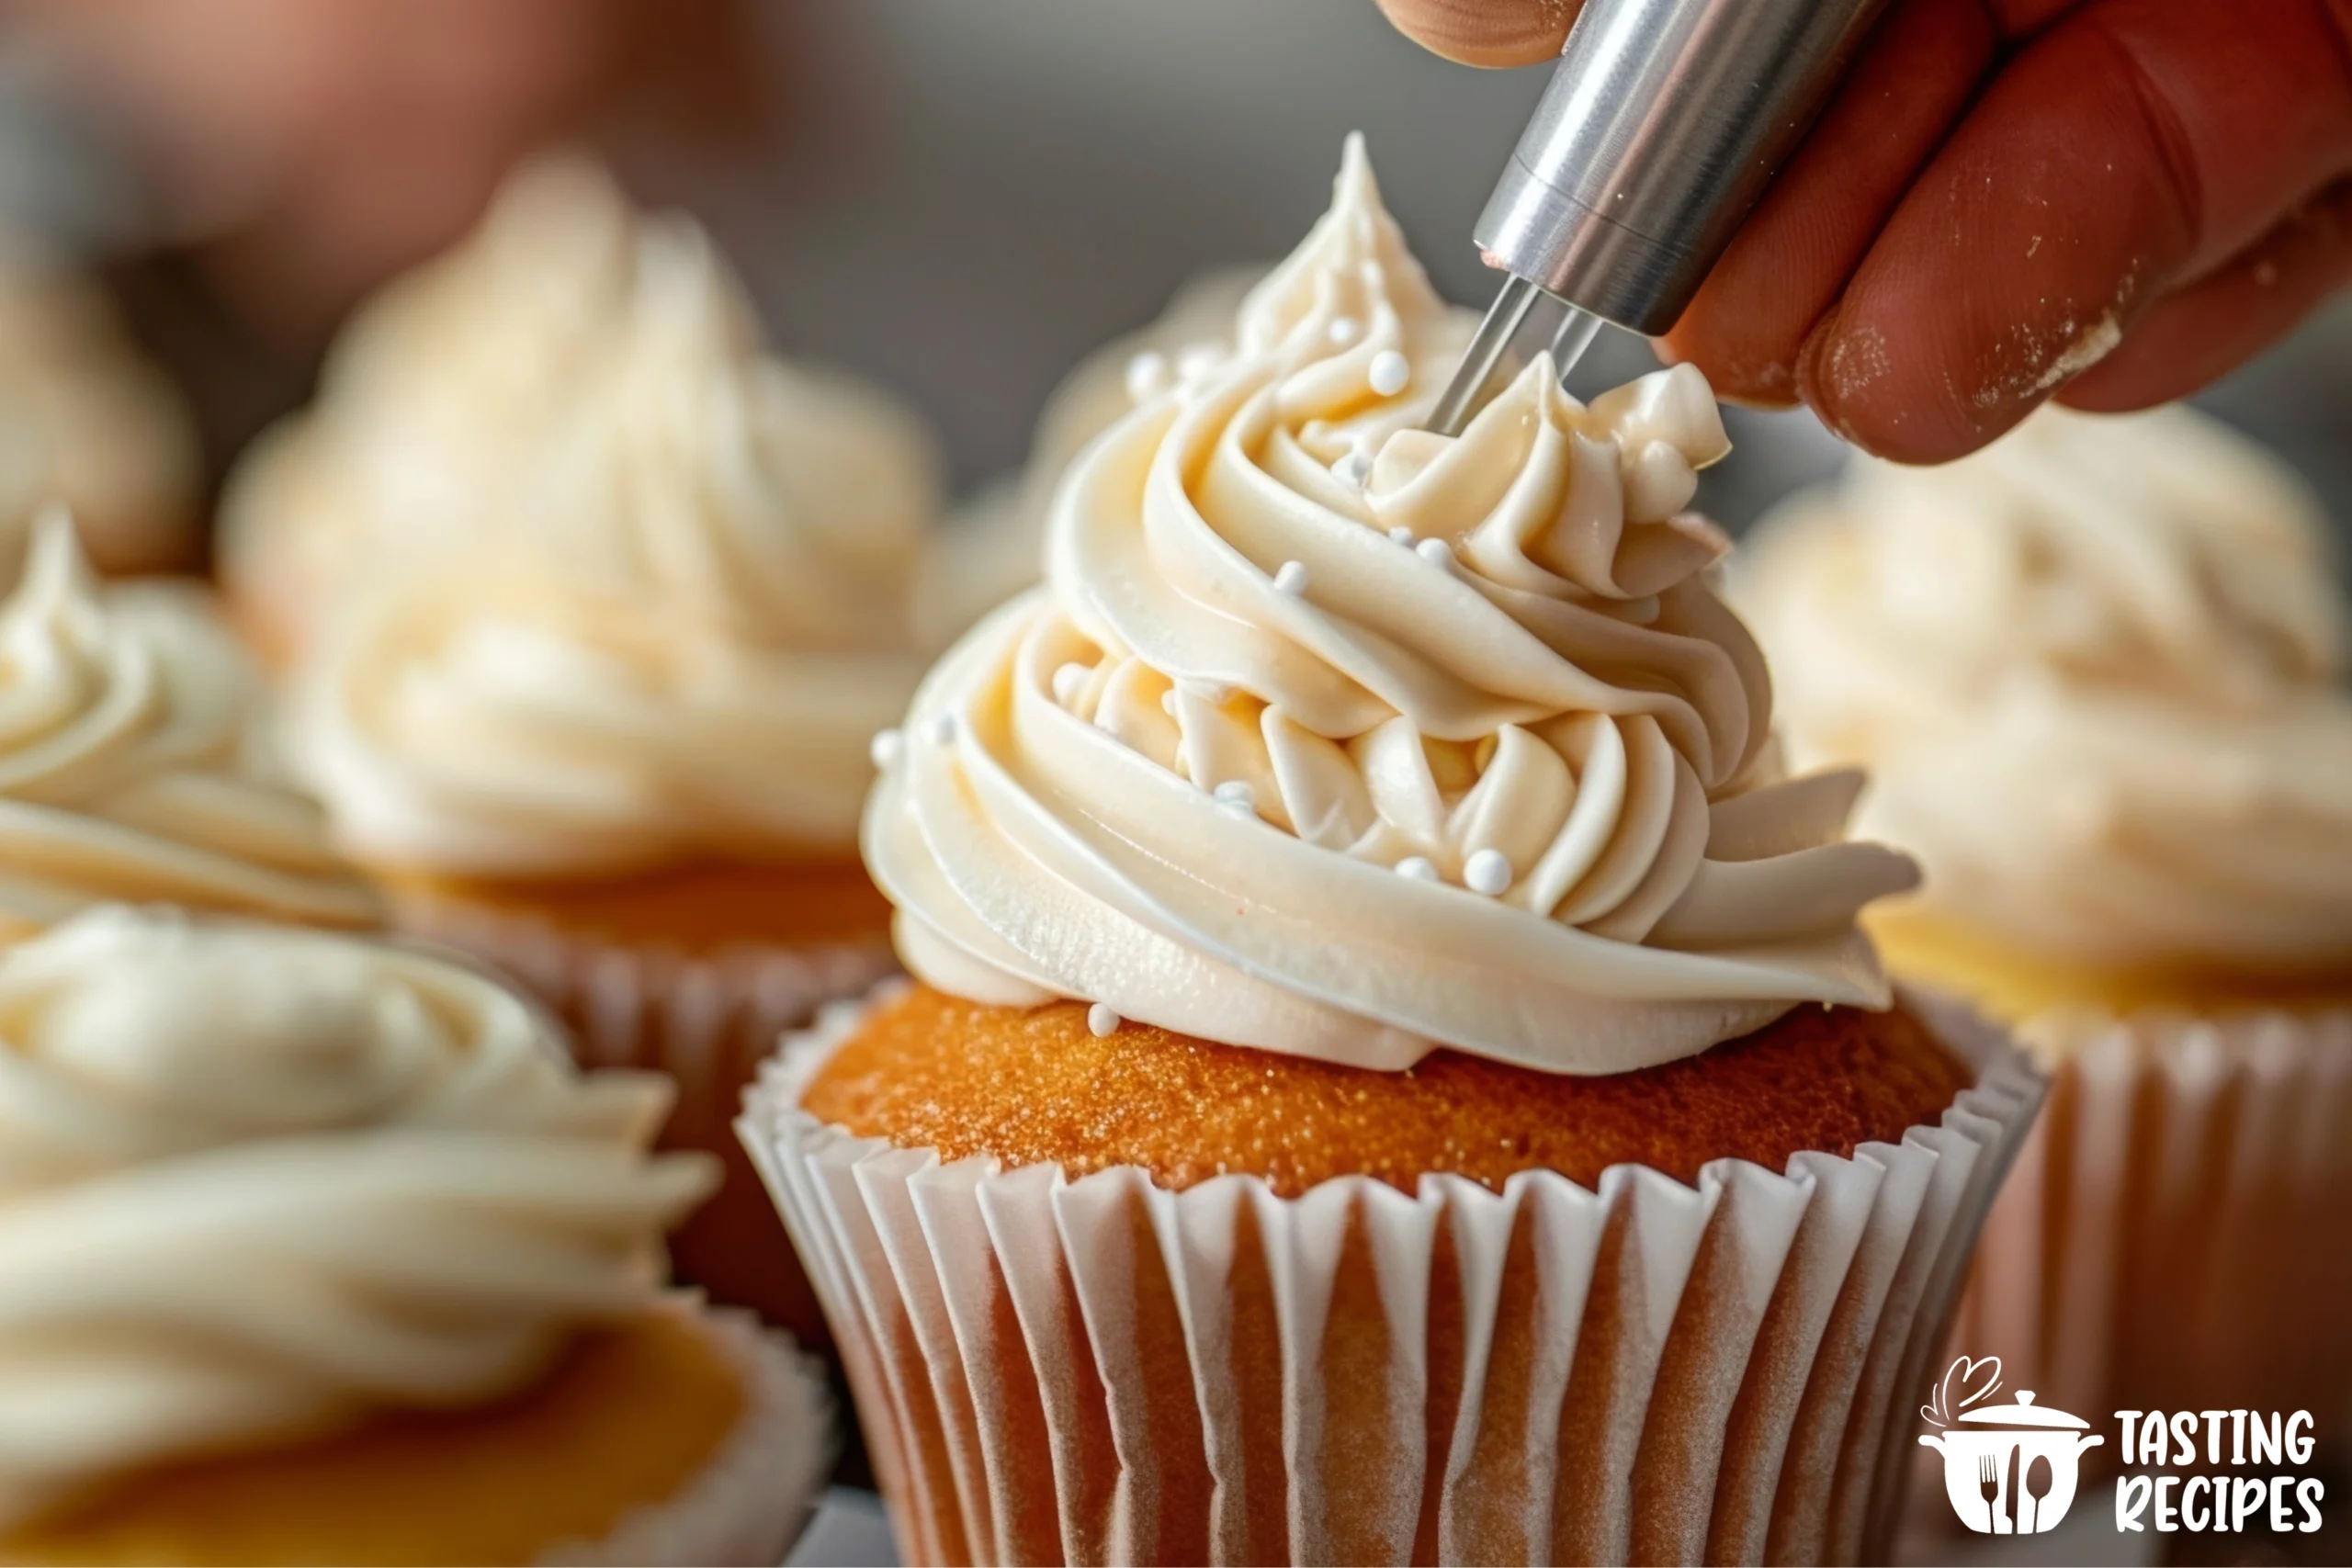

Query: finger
left=1371, top=0, right=1571, bottom=68
left=1657, top=0, right=2000, bottom=407
left=1796, top=0, right=2352, bottom=460
left=2062, top=179, right=2352, bottom=411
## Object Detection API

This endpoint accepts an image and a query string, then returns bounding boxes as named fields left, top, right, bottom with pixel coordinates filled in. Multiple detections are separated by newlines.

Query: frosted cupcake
left=0, top=509, right=376, bottom=938
left=287, top=168, right=941, bottom=1336
left=0, top=907, right=830, bottom=1565
left=741, top=139, right=2037, bottom=1566
left=1739, top=402, right=2352, bottom=1426
left=0, top=247, right=198, bottom=577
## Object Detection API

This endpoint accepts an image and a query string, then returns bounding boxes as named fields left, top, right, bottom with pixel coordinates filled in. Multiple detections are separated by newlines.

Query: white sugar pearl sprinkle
left=1332, top=451, right=1370, bottom=489
left=1387, top=526, right=1415, bottom=546
left=1396, top=856, right=1440, bottom=882
left=1087, top=1002, right=1121, bottom=1037
left=1124, top=352, right=1170, bottom=402
left=1416, top=537, right=1453, bottom=567
left=1273, top=560, right=1309, bottom=596
left=1328, top=317, right=1362, bottom=345
left=1464, top=849, right=1513, bottom=896
left=1368, top=350, right=1411, bottom=397
left=1178, top=345, right=1222, bottom=380
left=1051, top=661, right=1090, bottom=705
left=869, top=728, right=903, bottom=769
left=925, top=713, right=957, bottom=745
left=1214, top=780, right=1256, bottom=811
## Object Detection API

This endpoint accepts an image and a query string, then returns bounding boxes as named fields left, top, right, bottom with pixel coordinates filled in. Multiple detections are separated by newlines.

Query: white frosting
left=0, top=513, right=377, bottom=935
left=0, top=907, right=713, bottom=1524
left=285, top=165, right=944, bottom=876
left=1740, top=403, right=2352, bottom=976
left=867, top=139, right=1917, bottom=1075
left=219, top=157, right=640, bottom=659
left=227, top=152, right=944, bottom=697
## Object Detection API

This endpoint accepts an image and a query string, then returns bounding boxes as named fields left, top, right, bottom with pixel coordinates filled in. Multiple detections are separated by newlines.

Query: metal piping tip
left=1425, top=273, right=1538, bottom=438
left=1425, top=276, right=1610, bottom=438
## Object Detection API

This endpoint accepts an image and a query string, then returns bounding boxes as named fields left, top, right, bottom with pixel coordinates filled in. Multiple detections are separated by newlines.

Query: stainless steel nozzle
left=1479, top=0, right=1889, bottom=337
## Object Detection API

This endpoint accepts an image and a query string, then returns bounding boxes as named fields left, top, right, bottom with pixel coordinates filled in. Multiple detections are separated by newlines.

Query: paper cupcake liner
left=1947, top=1001, right=2352, bottom=1435
left=389, top=884, right=898, bottom=1337
left=547, top=1304, right=838, bottom=1567
left=740, top=987, right=2040, bottom=1566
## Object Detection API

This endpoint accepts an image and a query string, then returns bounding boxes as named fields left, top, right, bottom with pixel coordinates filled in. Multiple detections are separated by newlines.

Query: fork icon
left=1979, top=1451, right=2004, bottom=1531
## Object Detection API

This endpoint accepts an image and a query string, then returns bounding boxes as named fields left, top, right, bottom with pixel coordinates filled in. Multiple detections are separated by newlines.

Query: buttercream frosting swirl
left=0, top=906, right=714, bottom=1524
left=867, top=139, right=1917, bottom=1075
left=1740, top=402, right=2352, bottom=977
left=289, top=170, right=943, bottom=878
left=0, top=513, right=377, bottom=935
left=219, top=156, right=639, bottom=660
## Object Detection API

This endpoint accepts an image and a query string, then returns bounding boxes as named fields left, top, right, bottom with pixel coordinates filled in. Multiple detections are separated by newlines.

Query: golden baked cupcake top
left=0, top=514, right=377, bottom=937
left=0, top=906, right=713, bottom=1528
left=282, top=164, right=948, bottom=881
left=865, top=138, right=1918, bottom=1076
left=1739, top=403, right=2352, bottom=990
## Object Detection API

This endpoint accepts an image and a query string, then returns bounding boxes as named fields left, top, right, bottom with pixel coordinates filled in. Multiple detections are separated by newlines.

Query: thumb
left=1371, top=0, right=1573, bottom=67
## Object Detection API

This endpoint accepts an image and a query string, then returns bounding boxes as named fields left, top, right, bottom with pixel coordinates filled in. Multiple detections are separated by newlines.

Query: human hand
left=1375, top=0, right=2352, bottom=461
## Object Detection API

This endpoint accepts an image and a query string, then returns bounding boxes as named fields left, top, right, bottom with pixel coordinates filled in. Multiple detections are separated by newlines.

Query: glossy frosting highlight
left=0, top=908, right=713, bottom=1526
left=1740, top=403, right=2352, bottom=977
left=868, top=139, right=1917, bottom=1075
left=0, top=514, right=377, bottom=935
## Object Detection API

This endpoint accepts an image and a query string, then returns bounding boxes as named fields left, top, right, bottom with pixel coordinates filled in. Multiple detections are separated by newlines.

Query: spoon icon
left=2023, top=1452, right=2054, bottom=1533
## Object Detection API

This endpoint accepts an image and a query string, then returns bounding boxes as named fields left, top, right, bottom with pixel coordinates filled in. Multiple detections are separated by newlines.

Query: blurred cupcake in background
left=0, top=908, right=829, bottom=1567
left=743, top=138, right=2037, bottom=1567
left=0, top=248, right=198, bottom=579
left=218, top=156, right=643, bottom=670
left=0, top=508, right=376, bottom=939
left=1739, top=403, right=2352, bottom=1427
left=286, top=164, right=945, bottom=1337
left=915, top=265, right=1261, bottom=650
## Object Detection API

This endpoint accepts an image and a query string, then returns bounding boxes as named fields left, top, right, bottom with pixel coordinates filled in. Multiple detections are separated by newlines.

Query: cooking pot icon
left=1918, top=1391, right=2106, bottom=1534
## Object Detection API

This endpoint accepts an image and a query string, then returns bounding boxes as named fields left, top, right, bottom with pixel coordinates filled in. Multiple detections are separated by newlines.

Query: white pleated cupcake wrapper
left=1948, top=1001, right=2352, bottom=1435
left=740, top=987, right=2041, bottom=1567
left=546, top=1304, right=838, bottom=1567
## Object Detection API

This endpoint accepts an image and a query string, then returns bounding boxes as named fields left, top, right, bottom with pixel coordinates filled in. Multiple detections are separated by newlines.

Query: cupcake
left=1738, top=402, right=2352, bottom=1427
left=0, top=907, right=830, bottom=1566
left=741, top=137, right=2038, bottom=1566
left=0, top=508, right=376, bottom=939
left=286, top=163, right=944, bottom=1337
left=916, top=265, right=1264, bottom=653
left=0, top=246, right=198, bottom=577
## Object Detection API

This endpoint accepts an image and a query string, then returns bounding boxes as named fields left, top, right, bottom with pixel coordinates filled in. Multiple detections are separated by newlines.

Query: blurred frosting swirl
left=1740, top=403, right=2352, bottom=977
left=290, top=167, right=943, bottom=878
left=867, top=139, right=1917, bottom=1075
left=220, top=157, right=640, bottom=662
left=0, top=513, right=377, bottom=935
left=0, top=907, right=712, bottom=1524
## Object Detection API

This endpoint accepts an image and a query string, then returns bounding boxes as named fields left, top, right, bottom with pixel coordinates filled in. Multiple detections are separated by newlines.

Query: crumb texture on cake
left=800, top=986, right=1971, bottom=1197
